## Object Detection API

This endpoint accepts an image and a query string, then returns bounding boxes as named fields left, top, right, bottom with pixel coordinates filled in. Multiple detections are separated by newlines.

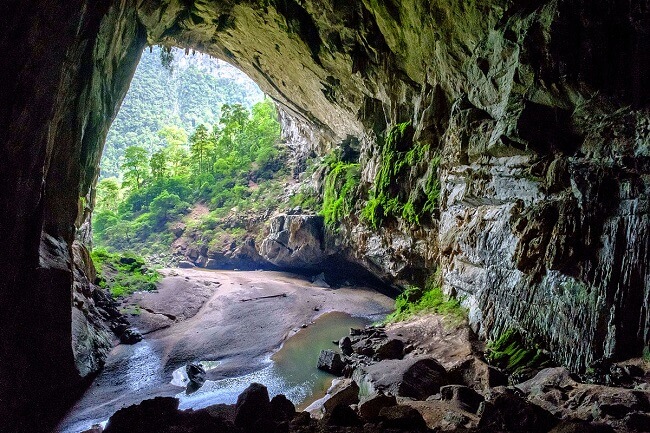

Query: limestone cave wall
left=0, top=0, right=648, bottom=431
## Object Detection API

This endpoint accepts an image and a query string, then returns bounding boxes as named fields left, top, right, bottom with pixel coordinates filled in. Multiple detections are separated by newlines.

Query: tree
left=95, top=178, right=121, bottom=212
left=150, top=150, right=168, bottom=180
left=122, top=146, right=150, bottom=190
left=149, top=190, right=187, bottom=227
left=190, top=124, right=215, bottom=174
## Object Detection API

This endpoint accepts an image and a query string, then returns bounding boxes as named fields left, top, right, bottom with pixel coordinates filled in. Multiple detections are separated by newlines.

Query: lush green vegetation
left=486, top=329, right=552, bottom=376
left=102, top=47, right=263, bottom=178
left=384, top=274, right=466, bottom=325
left=93, top=98, right=284, bottom=255
left=321, top=152, right=361, bottom=229
left=362, top=121, right=441, bottom=229
left=91, top=248, right=161, bottom=297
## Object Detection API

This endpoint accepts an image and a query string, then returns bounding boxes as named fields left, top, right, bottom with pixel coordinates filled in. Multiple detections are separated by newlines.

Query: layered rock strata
left=0, top=0, right=649, bottom=431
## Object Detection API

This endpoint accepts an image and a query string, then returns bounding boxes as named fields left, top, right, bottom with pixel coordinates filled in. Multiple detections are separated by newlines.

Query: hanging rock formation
left=0, top=0, right=648, bottom=431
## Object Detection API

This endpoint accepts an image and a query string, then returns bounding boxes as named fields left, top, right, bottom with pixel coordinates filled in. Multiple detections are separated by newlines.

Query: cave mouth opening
left=92, top=45, right=289, bottom=272
left=63, top=44, right=396, bottom=433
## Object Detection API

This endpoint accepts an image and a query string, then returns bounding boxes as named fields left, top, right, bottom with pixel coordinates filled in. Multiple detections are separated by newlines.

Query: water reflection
left=174, top=312, right=370, bottom=410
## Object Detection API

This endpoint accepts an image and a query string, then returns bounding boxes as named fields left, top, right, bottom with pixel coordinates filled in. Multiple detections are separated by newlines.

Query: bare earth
left=58, top=268, right=394, bottom=433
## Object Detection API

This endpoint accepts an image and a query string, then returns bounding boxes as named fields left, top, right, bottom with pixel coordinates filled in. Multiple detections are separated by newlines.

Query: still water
left=174, top=311, right=370, bottom=411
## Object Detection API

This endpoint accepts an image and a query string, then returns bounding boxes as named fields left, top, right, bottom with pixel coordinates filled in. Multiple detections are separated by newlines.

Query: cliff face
left=0, top=0, right=648, bottom=431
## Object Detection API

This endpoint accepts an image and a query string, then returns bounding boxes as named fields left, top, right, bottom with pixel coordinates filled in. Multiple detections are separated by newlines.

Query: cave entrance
left=59, top=45, right=395, bottom=433
left=92, top=46, right=288, bottom=269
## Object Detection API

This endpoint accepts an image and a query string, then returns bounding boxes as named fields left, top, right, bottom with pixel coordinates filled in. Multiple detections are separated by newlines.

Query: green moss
left=288, top=186, right=322, bottom=211
left=384, top=273, right=466, bottom=325
left=362, top=122, right=440, bottom=229
left=321, top=154, right=360, bottom=229
left=91, top=248, right=160, bottom=298
left=486, top=329, right=552, bottom=375
left=643, top=346, right=650, bottom=363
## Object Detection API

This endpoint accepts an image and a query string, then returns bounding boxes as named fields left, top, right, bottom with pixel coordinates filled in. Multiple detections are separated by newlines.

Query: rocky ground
left=88, top=313, right=650, bottom=433
left=60, top=268, right=394, bottom=432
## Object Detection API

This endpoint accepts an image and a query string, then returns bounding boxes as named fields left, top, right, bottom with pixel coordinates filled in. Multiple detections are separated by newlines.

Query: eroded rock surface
left=1, top=0, right=649, bottom=431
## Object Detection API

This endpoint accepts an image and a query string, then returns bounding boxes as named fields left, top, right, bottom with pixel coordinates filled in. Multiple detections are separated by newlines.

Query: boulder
left=358, top=393, right=397, bottom=420
left=477, top=388, right=558, bottom=433
left=548, top=420, right=615, bottom=433
left=516, top=367, right=577, bottom=396
left=625, top=412, right=650, bottom=431
left=354, top=357, right=449, bottom=399
left=270, top=395, right=296, bottom=421
left=325, top=404, right=360, bottom=427
left=178, top=261, right=195, bottom=269
left=234, top=383, right=271, bottom=430
left=118, top=327, right=142, bottom=345
left=378, top=405, right=428, bottom=430
left=440, top=384, right=484, bottom=413
left=399, top=358, right=449, bottom=399
left=103, top=397, right=180, bottom=433
left=317, top=350, right=345, bottom=376
left=259, top=214, right=331, bottom=268
left=185, top=362, right=206, bottom=394
left=322, top=380, right=359, bottom=413
left=339, top=336, right=353, bottom=356
left=375, top=338, right=405, bottom=360
left=195, top=255, right=207, bottom=267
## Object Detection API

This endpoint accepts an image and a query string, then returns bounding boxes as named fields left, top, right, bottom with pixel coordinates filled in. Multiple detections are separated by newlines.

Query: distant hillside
left=101, top=47, right=264, bottom=178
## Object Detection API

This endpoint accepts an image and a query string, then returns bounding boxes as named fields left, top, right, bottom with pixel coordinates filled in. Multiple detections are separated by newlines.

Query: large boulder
left=477, top=388, right=558, bottom=433
left=317, top=350, right=345, bottom=376
left=234, top=383, right=271, bottom=430
left=259, top=214, right=332, bottom=269
left=378, top=405, right=428, bottom=430
left=354, top=356, right=449, bottom=400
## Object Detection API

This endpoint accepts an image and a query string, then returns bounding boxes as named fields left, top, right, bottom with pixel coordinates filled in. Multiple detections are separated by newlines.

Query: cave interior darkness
left=0, top=1, right=649, bottom=432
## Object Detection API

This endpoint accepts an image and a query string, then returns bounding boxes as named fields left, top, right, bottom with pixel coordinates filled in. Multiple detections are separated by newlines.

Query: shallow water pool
left=175, top=311, right=371, bottom=410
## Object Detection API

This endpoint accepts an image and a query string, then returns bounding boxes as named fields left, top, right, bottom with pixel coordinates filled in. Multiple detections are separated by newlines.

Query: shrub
left=384, top=274, right=465, bottom=325
left=486, top=329, right=552, bottom=376
left=91, top=248, right=160, bottom=298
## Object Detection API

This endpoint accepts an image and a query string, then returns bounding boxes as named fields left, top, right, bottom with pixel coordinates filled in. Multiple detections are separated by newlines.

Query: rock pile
left=308, top=324, right=650, bottom=433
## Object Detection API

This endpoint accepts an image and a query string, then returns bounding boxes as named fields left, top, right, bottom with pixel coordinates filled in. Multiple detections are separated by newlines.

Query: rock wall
left=0, top=0, right=648, bottom=430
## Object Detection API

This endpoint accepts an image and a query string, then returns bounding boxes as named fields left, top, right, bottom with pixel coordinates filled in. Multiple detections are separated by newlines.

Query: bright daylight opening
left=60, top=47, right=394, bottom=433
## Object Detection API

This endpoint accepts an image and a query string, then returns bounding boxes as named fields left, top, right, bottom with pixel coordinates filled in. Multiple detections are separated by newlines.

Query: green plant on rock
left=384, top=273, right=466, bottom=325
left=91, top=248, right=160, bottom=298
left=321, top=154, right=360, bottom=229
left=486, top=329, right=552, bottom=377
left=362, top=121, right=441, bottom=229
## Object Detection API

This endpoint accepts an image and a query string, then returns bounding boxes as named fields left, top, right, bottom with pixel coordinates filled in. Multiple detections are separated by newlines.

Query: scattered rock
left=270, top=394, right=296, bottom=421
left=234, top=383, right=271, bottom=430
left=317, top=350, right=345, bottom=375
left=118, top=327, right=142, bottom=345
left=358, top=393, right=397, bottom=420
left=440, top=384, right=484, bottom=413
left=378, top=405, right=428, bottom=430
